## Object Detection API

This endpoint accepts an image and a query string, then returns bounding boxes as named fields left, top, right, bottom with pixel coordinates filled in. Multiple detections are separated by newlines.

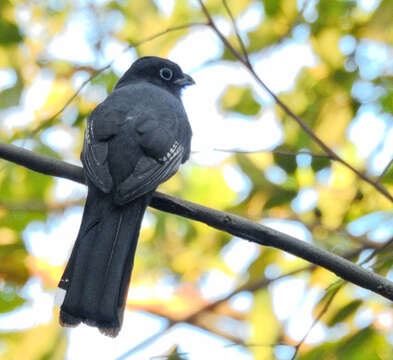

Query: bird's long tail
left=56, top=187, right=151, bottom=337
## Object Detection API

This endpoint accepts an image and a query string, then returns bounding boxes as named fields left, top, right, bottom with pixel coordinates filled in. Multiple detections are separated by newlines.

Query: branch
left=1, top=142, right=393, bottom=302
left=27, top=22, right=205, bottom=136
left=359, top=236, right=393, bottom=267
left=29, top=66, right=109, bottom=135
left=119, top=267, right=309, bottom=359
left=291, top=283, right=342, bottom=359
left=213, top=147, right=333, bottom=159
left=123, top=249, right=365, bottom=358
left=185, top=266, right=312, bottom=324
left=197, top=0, right=393, bottom=203
left=222, top=0, right=250, bottom=65
left=114, top=322, right=174, bottom=360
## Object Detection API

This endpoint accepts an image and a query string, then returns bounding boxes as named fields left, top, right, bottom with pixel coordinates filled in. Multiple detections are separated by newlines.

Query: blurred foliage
left=0, top=0, right=392, bottom=359
left=221, top=85, right=261, bottom=115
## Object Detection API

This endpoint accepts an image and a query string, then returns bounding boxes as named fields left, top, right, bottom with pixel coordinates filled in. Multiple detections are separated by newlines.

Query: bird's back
left=104, top=82, right=191, bottom=187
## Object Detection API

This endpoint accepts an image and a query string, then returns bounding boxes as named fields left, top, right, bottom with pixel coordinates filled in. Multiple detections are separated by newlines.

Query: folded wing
left=82, top=106, right=185, bottom=204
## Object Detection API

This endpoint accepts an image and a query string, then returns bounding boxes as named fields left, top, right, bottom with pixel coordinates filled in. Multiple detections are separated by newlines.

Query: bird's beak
left=174, top=73, right=195, bottom=87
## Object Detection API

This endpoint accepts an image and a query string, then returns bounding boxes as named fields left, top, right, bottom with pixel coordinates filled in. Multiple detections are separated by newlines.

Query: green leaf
left=167, top=346, right=187, bottom=360
left=299, top=327, right=393, bottom=360
left=263, top=0, right=281, bottom=16
left=0, top=73, right=23, bottom=109
left=0, top=244, right=29, bottom=284
left=0, top=19, right=23, bottom=46
left=91, top=71, right=118, bottom=93
left=311, top=156, right=331, bottom=172
left=0, top=289, right=25, bottom=313
left=380, top=163, right=393, bottom=184
left=313, top=0, right=357, bottom=32
left=327, top=299, right=362, bottom=326
left=336, top=327, right=393, bottom=360
left=220, top=85, right=261, bottom=116
left=380, top=91, right=393, bottom=114
left=298, top=342, right=336, bottom=360
left=264, top=190, right=297, bottom=209
left=273, top=150, right=297, bottom=173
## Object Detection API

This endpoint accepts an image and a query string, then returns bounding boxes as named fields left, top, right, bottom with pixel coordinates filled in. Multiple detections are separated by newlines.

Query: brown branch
left=213, top=147, right=333, bottom=159
left=127, top=248, right=366, bottom=359
left=125, top=247, right=367, bottom=357
left=197, top=0, right=393, bottom=203
left=1, top=142, right=393, bottom=302
left=114, top=322, right=175, bottom=360
left=290, top=235, right=393, bottom=359
left=186, top=266, right=311, bottom=324
left=29, top=67, right=109, bottom=135
left=291, top=283, right=343, bottom=359
left=198, top=0, right=246, bottom=64
left=359, top=236, right=393, bottom=267
left=222, top=0, right=250, bottom=64
left=26, top=22, right=205, bottom=137
left=118, top=267, right=309, bottom=359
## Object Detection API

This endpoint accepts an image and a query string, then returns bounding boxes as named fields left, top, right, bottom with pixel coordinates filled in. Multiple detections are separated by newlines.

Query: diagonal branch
left=222, top=0, right=250, bottom=65
left=1, top=142, right=393, bottom=302
left=197, top=0, right=393, bottom=203
left=213, top=147, right=333, bottom=159
left=114, top=322, right=175, bottom=360
left=290, top=283, right=343, bottom=360
left=118, top=267, right=310, bottom=359
left=290, top=236, right=393, bottom=359
left=185, top=266, right=312, bottom=324
left=27, top=22, right=205, bottom=137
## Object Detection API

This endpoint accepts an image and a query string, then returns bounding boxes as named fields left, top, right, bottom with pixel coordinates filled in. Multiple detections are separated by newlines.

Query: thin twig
left=290, top=235, right=393, bottom=359
left=123, top=249, right=362, bottom=358
left=290, top=284, right=342, bottom=359
left=114, top=321, right=174, bottom=360
left=186, top=266, right=311, bottom=324
left=197, top=0, right=393, bottom=203
left=213, top=147, right=333, bottom=159
left=119, top=267, right=310, bottom=359
left=29, top=67, right=109, bottom=136
left=222, top=0, right=250, bottom=64
left=359, top=236, right=393, bottom=267
left=198, top=0, right=246, bottom=64
left=27, top=22, right=205, bottom=137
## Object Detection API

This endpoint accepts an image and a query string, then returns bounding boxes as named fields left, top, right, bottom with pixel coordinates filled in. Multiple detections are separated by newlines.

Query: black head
left=114, top=56, right=195, bottom=97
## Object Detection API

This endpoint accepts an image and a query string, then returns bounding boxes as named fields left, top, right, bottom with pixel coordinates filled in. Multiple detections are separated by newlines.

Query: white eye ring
left=160, top=67, right=173, bottom=81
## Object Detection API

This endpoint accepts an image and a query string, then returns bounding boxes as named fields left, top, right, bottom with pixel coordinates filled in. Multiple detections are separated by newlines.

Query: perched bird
left=55, top=56, right=194, bottom=337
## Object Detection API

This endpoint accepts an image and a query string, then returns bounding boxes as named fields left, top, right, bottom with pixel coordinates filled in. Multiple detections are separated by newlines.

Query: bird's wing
left=112, top=113, right=185, bottom=205
left=82, top=85, right=188, bottom=202
left=81, top=105, right=121, bottom=193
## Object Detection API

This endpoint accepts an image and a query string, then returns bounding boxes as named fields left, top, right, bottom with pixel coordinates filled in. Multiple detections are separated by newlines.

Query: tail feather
left=57, top=187, right=151, bottom=336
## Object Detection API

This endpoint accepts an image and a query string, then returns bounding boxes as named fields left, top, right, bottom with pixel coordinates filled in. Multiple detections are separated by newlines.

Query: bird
left=55, top=56, right=194, bottom=337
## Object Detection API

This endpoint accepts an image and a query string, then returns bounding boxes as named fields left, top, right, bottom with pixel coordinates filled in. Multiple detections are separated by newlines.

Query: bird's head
left=114, top=56, right=195, bottom=97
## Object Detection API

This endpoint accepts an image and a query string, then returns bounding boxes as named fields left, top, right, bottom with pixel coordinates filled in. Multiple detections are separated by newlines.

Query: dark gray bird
left=56, top=56, right=194, bottom=337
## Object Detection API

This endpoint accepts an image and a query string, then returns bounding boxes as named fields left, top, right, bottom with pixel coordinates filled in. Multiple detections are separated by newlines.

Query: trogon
left=55, top=56, right=194, bottom=336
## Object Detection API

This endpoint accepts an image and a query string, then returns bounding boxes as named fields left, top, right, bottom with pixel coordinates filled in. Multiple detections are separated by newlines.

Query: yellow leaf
left=248, top=289, right=280, bottom=360
left=311, top=28, right=344, bottom=68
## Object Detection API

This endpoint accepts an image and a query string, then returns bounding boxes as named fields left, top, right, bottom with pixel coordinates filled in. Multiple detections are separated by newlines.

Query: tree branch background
left=0, top=1, right=393, bottom=360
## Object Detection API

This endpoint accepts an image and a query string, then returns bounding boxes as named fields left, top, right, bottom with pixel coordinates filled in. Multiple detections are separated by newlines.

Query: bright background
left=0, top=0, right=393, bottom=359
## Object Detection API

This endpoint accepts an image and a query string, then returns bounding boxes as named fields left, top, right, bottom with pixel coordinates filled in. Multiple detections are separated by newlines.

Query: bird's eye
left=160, top=68, right=173, bottom=81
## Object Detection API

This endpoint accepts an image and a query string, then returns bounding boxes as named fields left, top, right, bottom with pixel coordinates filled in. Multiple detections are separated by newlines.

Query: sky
left=1, top=0, right=393, bottom=359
